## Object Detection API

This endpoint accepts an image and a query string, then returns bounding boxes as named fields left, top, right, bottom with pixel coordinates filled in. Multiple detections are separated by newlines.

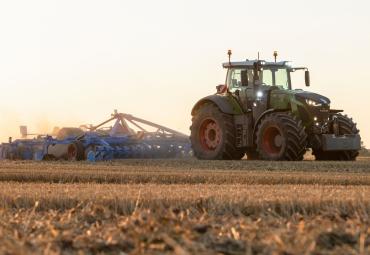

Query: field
left=0, top=159, right=370, bottom=254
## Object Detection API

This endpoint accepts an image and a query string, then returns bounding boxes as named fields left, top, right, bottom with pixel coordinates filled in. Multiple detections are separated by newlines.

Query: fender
left=191, top=94, right=243, bottom=116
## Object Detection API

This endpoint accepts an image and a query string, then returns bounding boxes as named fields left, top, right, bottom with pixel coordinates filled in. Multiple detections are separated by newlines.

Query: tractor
left=190, top=51, right=361, bottom=160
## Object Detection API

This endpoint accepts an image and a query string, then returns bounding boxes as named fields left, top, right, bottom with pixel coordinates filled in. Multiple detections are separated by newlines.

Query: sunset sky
left=0, top=0, right=369, bottom=146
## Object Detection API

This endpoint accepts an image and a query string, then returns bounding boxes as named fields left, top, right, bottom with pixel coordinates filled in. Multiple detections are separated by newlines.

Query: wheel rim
left=199, top=118, right=222, bottom=151
left=84, top=146, right=96, bottom=159
left=262, top=126, right=283, bottom=155
left=67, top=144, right=77, bottom=160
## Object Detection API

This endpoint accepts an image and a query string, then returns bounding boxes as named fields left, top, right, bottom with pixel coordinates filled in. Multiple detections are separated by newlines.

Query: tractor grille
left=311, top=106, right=330, bottom=124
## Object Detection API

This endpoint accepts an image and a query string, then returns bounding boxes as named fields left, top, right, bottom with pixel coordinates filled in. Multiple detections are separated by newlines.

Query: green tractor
left=190, top=51, right=361, bottom=160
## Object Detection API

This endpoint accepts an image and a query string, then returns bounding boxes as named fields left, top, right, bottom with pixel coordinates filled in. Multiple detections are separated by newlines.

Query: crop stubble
left=0, top=159, right=369, bottom=254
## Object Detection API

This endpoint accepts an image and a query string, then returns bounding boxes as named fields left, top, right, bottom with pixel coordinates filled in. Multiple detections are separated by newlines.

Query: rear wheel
left=190, top=103, right=244, bottom=160
left=256, top=112, right=307, bottom=161
left=313, top=114, right=359, bottom=161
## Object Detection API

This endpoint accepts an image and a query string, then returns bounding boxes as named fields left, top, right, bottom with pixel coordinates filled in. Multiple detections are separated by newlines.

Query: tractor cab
left=221, top=54, right=314, bottom=125
left=224, top=60, right=296, bottom=112
left=223, top=60, right=311, bottom=106
left=225, top=61, right=292, bottom=90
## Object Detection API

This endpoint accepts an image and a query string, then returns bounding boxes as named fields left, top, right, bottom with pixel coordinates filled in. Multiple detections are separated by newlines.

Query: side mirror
left=305, top=70, right=310, bottom=87
left=241, top=70, right=248, bottom=86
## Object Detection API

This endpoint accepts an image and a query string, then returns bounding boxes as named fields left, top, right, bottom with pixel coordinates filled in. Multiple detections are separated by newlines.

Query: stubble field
left=0, top=158, right=370, bottom=254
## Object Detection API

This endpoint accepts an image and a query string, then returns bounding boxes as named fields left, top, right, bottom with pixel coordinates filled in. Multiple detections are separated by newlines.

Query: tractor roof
left=222, top=60, right=290, bottom=68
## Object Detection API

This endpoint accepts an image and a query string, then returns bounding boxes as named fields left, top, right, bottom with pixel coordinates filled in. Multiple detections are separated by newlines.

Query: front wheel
left=190, top=103, right=244, bottom=160
left=313, top=114, right=359, bottom=161
left=255, top=112, right=307, bottom=161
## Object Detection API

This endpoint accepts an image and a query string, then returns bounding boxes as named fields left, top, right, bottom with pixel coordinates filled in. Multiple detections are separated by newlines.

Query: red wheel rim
left=262, top=126, right=283, bottom=155
left=67, top=144, right=77, bottom=160
left=199, top=118, right=222, bottom=151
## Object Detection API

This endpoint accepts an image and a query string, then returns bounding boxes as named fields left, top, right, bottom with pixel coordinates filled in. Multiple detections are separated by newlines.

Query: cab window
left=227, top=69, right=254, bottom=91
left=229, top=69, right=242, bottom=91
left=261, top=68, right=290, bottom=90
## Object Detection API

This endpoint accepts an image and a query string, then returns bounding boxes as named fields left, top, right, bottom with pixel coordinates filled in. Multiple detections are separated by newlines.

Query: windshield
left=261, top=68, right=290, bottom=90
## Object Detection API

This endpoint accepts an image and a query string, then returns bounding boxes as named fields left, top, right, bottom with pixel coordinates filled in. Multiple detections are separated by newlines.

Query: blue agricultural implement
left=0, top=111, right=192, bottom=161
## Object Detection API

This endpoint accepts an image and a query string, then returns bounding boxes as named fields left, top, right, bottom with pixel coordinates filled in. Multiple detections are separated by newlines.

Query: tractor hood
left=293, top=91, right=331, bottom=105
left=269, top=89, right=331, bottom=111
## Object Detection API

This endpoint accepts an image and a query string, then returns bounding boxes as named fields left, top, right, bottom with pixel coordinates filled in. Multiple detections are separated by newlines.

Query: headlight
left=305, top=99, right=322, bottom=107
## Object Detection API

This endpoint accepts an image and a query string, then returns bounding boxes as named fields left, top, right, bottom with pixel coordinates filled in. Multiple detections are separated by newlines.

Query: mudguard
left=191, top=94, right=243, bottom=115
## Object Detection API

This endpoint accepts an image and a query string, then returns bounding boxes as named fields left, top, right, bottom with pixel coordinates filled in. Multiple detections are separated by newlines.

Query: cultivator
left=0, top=111, right=192, bottom=161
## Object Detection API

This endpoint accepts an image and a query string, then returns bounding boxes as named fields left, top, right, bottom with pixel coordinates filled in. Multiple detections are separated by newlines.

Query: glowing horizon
left=0, top=0, right=369, bottom=147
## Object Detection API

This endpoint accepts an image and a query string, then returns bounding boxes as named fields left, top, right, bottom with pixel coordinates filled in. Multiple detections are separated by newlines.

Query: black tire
left=190, top=103, right=244, bottom=160
left=256, top=112, right=307, bottom=161
left=313, top=114, right=359, bottom=161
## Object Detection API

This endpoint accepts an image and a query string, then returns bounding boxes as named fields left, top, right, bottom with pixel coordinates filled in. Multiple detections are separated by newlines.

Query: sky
left=0, top=0, right=369, bottom=146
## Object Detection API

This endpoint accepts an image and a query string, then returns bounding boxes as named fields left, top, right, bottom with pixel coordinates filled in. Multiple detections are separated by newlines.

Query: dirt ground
left=0, top=158, right=369, bottom=254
